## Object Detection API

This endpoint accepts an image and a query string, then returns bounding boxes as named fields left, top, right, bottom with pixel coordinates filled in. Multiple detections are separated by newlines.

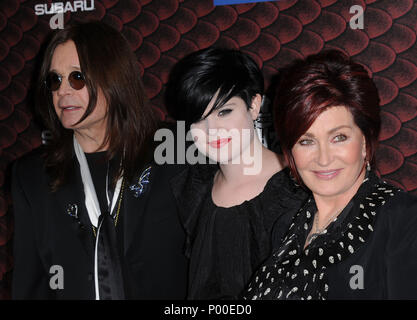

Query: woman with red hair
left=243, top=50, right=417, bottom=299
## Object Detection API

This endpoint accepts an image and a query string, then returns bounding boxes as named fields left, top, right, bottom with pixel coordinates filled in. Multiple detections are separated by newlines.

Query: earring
left=289, top=170, right=300, bottom=187
left=366, top=160, right=371, bottom=172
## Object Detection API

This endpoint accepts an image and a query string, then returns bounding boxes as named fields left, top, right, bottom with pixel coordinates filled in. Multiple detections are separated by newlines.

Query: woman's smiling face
left=291, top=106, right=367, bottom=199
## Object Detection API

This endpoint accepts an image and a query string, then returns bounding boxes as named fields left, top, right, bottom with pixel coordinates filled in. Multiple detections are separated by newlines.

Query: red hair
left=274, top=50, right=380, bottom=185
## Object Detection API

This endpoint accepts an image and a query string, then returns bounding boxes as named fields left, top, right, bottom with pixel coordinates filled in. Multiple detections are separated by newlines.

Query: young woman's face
left=190, top=94, right=260, bottom=164
left=291, top=106, right=367, bottom=200
left=49, top=40, right=108, bottom=132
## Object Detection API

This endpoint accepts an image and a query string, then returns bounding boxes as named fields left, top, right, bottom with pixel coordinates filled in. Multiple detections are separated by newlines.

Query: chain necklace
left=92, top=161, right=125, bottom=238
left=306, top=208, right=343, bottom=246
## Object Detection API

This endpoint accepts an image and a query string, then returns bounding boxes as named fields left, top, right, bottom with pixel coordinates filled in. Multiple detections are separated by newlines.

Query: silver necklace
left=306, top=208, right=343, bottom=245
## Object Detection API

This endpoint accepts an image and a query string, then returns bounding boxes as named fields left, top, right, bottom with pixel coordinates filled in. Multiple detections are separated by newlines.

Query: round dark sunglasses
left=45, top=71, right=86, bottom=91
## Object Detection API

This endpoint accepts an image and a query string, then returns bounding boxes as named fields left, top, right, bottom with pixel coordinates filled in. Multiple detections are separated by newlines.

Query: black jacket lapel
left=54, top=160, right=95, bottom=260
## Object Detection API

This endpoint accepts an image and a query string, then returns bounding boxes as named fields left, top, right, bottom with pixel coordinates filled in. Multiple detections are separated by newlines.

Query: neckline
left=301, top=171, right=377, bottom=250
left=302, top=199, right=354, bottom=251
left=84, top=151, right=108, bottom=162
left=209, top=168, right=287, bottom=209
left=85, top=150, right=107, bottom=155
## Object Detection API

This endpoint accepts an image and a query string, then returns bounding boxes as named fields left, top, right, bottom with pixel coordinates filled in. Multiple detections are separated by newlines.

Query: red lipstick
left=208, top=138, right=232, bottom=149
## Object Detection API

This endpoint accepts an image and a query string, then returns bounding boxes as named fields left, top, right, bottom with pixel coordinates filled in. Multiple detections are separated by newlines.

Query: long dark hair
left=274, top=50, right=380, bottom=185
left=37, top=21, right=158, bottom=191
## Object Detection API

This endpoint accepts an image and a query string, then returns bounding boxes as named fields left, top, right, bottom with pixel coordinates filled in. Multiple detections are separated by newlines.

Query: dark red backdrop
left=0, top=0, right=416, bottom=299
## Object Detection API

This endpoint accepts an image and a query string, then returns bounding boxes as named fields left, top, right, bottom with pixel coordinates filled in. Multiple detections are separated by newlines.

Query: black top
left=83, top=152, right=125, bottom=252
left=171, top=164, right=308, bottom=299
left=85, top=151, right=110, bottom=215
left=243, top=171, right=417, bottom=300
left=85, top=151, right=127, bottom=299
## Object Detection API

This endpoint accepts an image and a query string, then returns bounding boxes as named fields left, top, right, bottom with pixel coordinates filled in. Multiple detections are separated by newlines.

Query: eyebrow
left=49, top=66, right=81, bottom=73
left=216, top=102, right=236, bottom=109
left=302, top=125, right=352, bottom=137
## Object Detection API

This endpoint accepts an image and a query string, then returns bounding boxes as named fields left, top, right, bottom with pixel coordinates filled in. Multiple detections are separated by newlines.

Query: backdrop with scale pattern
left=0, top=0, right=416, bottom=298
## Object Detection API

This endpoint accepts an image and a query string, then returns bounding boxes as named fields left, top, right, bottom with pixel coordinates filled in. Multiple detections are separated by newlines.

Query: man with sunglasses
left=11, top=21, right=188, bottom=299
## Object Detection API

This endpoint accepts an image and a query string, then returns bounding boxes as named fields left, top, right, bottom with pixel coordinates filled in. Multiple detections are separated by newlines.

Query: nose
left=56, top=76, right=73, bottom=96
left=316, top=142, right=332, bottom=167
left=196, top=117, right=215, bottom=136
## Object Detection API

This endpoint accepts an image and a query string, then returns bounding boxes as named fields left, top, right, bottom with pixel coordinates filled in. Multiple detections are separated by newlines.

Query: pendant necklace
left=306, top=208, right=343, bottom=246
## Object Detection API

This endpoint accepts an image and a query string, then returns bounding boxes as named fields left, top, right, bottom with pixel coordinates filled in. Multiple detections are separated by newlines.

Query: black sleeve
left=11, top=159, right=52, bottom=299
left=269, top=169, right=309, bottom=249
left=385, top=192, right=417, bottom=299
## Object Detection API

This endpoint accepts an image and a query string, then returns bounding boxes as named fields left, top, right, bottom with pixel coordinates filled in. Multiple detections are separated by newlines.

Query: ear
left=362, top=135, right=367, bottom=160
left=249, top=94, right=262, bottom=120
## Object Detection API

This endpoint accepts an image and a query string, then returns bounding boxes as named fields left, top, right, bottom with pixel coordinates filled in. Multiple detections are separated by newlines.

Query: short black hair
left=166, top=47, right=264, bottom=128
